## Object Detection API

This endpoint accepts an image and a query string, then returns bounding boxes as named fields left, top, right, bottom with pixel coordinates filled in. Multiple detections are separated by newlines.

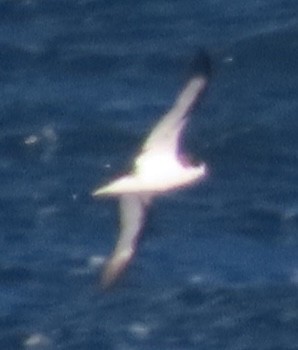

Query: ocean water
left=1, top=0, right=298, bottom=349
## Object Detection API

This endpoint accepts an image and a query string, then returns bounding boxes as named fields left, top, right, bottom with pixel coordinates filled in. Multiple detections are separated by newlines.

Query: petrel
left=93, top=53, right=210, bottom=288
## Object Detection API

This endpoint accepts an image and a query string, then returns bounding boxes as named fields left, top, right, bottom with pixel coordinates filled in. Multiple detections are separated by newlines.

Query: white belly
left=94, top=153, right=206, bottom=196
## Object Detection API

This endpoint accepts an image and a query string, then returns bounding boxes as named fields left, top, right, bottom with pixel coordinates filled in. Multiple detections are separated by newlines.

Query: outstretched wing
left=101, top=194, right=151, bottom=289
left=140, top=75, right=208, bottom=158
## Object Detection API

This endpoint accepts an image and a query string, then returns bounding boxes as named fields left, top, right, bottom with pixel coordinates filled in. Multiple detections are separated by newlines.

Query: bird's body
left=94, top=154, right=206, bottom=195
left=93, top=53, right=210, bottom=288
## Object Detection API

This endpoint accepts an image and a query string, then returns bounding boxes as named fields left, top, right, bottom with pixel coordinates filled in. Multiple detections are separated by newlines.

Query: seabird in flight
left=93, top=52, right=211, bottom=288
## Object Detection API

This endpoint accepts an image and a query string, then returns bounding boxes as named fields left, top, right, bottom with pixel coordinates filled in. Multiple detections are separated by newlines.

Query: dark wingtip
left=188, top=49, right=212, bottom=80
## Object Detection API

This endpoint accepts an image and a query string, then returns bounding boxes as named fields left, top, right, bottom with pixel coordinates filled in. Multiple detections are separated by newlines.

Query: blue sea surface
left=1, top=0, right=298, bottom=349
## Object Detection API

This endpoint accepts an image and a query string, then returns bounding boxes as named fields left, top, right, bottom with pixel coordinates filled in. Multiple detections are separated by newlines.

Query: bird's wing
left=101, top=194, right=151, bottom=289
left=140, top=76, right=208, bottom=158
